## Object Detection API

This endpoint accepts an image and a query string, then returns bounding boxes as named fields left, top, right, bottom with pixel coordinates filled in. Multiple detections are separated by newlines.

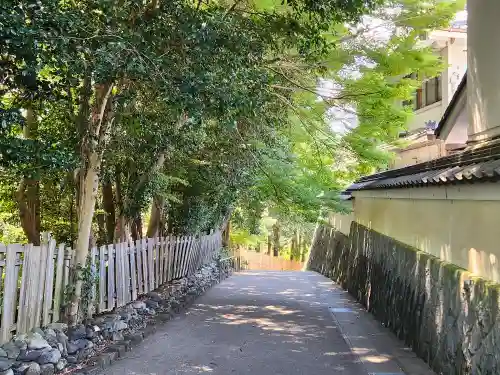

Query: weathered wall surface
left=352, top=190, right=500, bottom=283
left=308, top=222, right=500, bottom=375
left=328, top=210, right=354, bottom=236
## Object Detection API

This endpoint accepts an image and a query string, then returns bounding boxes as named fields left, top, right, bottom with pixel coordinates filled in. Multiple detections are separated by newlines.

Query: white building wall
left=406, top=101, right=444, bottom=132
left=406, top=35, right=467, bottom=134
left=444, top=40, right=467, bottom=106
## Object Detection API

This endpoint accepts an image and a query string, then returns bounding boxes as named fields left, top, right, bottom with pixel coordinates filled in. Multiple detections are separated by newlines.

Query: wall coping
left=352, top=182, right=500, bottom=201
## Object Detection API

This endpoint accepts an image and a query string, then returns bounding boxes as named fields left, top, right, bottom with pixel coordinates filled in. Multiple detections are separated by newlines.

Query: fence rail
left=0, top=230, right=222, bottom=343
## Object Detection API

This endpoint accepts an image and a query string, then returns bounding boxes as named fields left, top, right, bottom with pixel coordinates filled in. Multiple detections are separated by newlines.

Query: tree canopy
left=0, top=0, right=463, bottom=318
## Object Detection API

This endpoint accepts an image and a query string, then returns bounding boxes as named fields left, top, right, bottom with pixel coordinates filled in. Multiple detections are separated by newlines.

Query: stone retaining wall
left=0, top=256, right=233, bottom=375
left=308, top=222, right=500, bottom=375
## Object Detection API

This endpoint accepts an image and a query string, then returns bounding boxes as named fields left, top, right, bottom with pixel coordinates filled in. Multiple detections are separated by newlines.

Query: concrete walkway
left=99, top=271, right=435, bottom=375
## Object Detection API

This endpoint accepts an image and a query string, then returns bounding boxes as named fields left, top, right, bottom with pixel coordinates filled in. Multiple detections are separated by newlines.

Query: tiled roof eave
left=344, top=141, right=500, bottom=194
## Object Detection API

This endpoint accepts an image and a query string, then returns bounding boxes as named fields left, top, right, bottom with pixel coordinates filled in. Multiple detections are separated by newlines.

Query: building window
left=403, top=74, right=442, bottom=111
left=424, top=76, right=442, bottom=106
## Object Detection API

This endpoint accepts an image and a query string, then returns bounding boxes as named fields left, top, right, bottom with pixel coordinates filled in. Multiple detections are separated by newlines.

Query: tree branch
left=95, top=83, right=114, bottom=138
left=223, top=0, right=244, bottom=18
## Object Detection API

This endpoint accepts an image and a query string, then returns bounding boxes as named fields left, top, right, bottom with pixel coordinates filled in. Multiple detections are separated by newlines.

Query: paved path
left=100, top=271, right=434, bottom=375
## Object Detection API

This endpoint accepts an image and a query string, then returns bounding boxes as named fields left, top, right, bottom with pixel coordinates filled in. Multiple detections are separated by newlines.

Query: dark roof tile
left=344, top=140, right=500, bottom=195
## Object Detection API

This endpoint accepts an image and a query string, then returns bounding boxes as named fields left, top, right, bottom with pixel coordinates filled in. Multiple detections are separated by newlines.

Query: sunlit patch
left=361, top=355, right=391, bottom=363
left=264, top=305, right=299, bottom=315
left=191, top=365, right=214, bottom=372
left=329, top=307, right=353, bottom=313
left=323, top=352, right=338, bottom=356
left=350, top=347, right=372, bottom=355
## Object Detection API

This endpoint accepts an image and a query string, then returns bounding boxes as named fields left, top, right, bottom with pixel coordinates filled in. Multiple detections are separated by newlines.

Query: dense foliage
left=0, top=0, right=462, bottom=314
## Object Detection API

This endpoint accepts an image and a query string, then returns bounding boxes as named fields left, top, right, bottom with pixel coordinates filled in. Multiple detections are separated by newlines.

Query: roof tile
left=344, top=141, right=500, bottom=196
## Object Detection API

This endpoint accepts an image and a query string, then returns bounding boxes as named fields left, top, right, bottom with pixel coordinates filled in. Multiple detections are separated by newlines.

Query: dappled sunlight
left=350, top=347, right=372, bottom=355
left=178, top=271, right=364, bottom=369
left=361, top=354, right=391, bottom=363
left=190, top=365, right=214, bottom=373
left=219, top=313, right=308, bottom=334
left=323, top=351, right=355, bottom=356
left=264, top=305, right=299, bottom=315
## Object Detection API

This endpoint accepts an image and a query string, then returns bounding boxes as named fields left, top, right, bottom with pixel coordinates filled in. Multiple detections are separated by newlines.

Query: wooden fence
left=0, top=231, right=221, bottom=343
left=238, top=249, right=304, bottom=271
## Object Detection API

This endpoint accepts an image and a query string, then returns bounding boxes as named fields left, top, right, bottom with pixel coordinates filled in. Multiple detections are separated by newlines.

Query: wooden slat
left=168, top=236, right=175, bottom=281
left=122, top=242, right=130, bottom=304
left=42, top=239, right=56, bottom=325
left=24, top=245, right=37, bottom=331
left=173, top=237, right=181, bottom=279
left=31, top=245, right=45, bottom=330
left=135, top=240, right=143, bottom=294
left=165, top=236, right=173, bottom=283
left=182, top=236, right=193, bottom=278
left=116, top=243, right=124, bottom=307
left=158, top=237, right=164, bottom=285
left=170, top=236, right=179, bottom=281
left=115, top=244, right=121, bottom=307
left=147, top=239, right=155, bottom=291
left=62, top=247, right=73, bottom=304
left=166, top=236, right=173, bottom=282
left=197, top=236, right=204, bottom=270
left=121, top=242, right=128, bottom=305
left=191, top=236, right=200, bottom=274
left=186, top=236, right=196, bottom=276
left=154, top=238, right=159, bottom=288
left=61, top=247, right=73, bottom=321
left=181, top=236, right=190, bottom=277
left=174, top=237, right=182, bottom=279
left=189, top=235, right=196, bottom=275
left=98, top=245, right=106, bottom=312
left=180, top=236, right=187, bottom=278
left=187, top=237, right=195, bottom=275
left=86, top=246, right=97, bottom=316
left=180, top=237, right=188, bottom=278
left=141, top=239, right=148, bottom=293
left=107, top=244, right=115, bottom=310
left=200, top=235, right=205, bottom=265
left=1, top=244, right=17, bottom=342
left=52, top=244, right=66, bottom=322
left=151, top=238, right=156, bottom=288
left=163, top=236, right=169, bottom=283
left=129, top=241, right=138, bottom=301
left=198, top=235, right=205, bottom=269
left=17, top=244, right=31, bottom=333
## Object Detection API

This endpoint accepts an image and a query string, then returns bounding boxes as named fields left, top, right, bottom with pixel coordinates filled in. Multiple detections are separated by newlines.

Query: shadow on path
left=99, top=271, right=374, bottom=375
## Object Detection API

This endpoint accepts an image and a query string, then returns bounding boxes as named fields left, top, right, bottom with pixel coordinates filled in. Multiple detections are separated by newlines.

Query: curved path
left=100, top=271, right=434, bottom=375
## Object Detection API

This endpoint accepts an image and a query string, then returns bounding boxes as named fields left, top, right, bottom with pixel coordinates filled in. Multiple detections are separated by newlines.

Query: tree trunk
left=146, top=196, right=164, bottom=238
left=16, top=107, right=41, bottom=245
left=131, top=215, right=143, bottom=241
left=113, top=165, right=131, bottom=242
left=96, top=200, right=106, bottom=246
left=70, top=155, right=100, bottom=323
left=290, top=230, right=297, bottom=261
left=115, top=215, right=131, bottom=243
left=267, top=234, right=272, bottom=255
left=222, top=221, right=231, bottom=248
left=16, top=179, right=41, bottom=245
left=69, top=81, right=114, bottom=324
left=272, top=223, right=280, bottom=257
left=102, top=178, right=116, bottom=244
left=300, top=240, right=307, bottom=263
